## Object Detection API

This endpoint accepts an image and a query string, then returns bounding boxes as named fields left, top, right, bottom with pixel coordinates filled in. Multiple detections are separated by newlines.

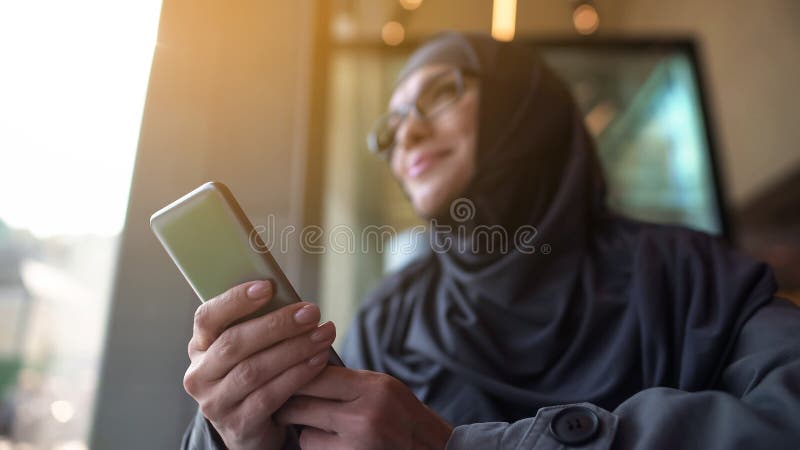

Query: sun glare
left=0, top=1, right=163, bottom=238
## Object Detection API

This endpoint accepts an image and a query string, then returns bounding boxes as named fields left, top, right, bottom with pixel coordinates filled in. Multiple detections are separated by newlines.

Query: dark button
left=548, top=406, right=600, bottom=445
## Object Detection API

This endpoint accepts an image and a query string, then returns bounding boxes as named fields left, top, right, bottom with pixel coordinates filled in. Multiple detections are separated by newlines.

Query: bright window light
left=0, top=1, right=162, bottom=447
left=0, top=0, right=162, bottom=238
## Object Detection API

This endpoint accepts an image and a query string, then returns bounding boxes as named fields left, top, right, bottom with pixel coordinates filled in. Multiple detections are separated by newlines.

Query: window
left=0, top=2, right=162, bottom=448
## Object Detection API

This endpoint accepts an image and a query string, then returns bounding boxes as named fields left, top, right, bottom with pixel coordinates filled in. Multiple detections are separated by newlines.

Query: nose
left=394, top=109, right=432, bottom=153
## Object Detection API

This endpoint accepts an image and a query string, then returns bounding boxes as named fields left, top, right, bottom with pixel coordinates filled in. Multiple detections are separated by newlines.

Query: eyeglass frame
left=367, top=67, right=476, bottom=159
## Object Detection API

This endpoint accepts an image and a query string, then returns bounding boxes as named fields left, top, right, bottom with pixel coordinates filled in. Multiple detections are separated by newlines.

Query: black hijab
left=342, top=32, right=777, bottom=426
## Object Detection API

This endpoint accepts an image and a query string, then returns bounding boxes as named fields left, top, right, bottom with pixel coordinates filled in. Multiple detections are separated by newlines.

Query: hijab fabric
left=342, top=32, right=777, bottom=426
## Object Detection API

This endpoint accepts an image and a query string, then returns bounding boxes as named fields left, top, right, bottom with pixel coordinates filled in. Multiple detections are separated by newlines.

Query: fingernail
left=308, top=351, right=328, bottom=366
left=294, top=304, right=318, bottom=324
left=247, top=281, right=271, bottom=300
left=310, top=322, right=334, bottom=343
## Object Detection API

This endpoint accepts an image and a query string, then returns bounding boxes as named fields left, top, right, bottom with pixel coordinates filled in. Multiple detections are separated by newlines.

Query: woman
left=181, top=32, right=800, bottom=449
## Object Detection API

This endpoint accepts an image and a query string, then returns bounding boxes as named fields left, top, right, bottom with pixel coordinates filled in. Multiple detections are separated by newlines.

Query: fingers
left=295, top=366, right=362, bottom=401
left=198, top=302, right=324, bottom=380
left=223, top=347, right=333, bottom=427
left=211, top=322, right=337, bottom=410
left=275, top=396, right=343, bottom=432
left=297, top=427, right=345, bottom=450
left=190, top=280, right=274, bottom=353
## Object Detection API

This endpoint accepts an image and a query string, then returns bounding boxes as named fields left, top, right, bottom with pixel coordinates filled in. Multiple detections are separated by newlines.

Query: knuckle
left=188, top=336, right=207, bottom=356
left=183, top=370, right=198, bottom=397
left=193, top=303, right=210, bottom=328
left=253, top=390, right=279, bottom=415
left=233, top=360, right=259, bottom=387
left=222, top=282, right=248, bottom=306
left=198, top=397, right=222, bottom=420
left=219, top=286, right=236, bottom=305
left=215, top=330, right=238, bottom=359
left=265, top=311, right=287, bottom=333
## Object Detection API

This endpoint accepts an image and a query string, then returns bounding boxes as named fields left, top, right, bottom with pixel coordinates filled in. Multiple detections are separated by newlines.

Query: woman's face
left=388, top=64, right=479, bottom=218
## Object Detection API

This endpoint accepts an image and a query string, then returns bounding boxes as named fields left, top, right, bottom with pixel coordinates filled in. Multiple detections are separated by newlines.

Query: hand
left=275, top=366, right=454, bottom=450
left=182, top=280, right=336, bottom=450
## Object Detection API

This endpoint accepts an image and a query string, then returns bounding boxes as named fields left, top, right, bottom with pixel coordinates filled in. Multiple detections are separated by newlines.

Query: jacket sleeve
left=180, top=408, right=301, bottom=450
left=180, top=408, right=228, bottom=450
left=445, top=297, right=800, bottom=450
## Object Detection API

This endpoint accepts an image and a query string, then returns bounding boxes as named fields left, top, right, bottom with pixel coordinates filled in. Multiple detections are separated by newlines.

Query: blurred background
left=0, top=0, right=798, bottom=448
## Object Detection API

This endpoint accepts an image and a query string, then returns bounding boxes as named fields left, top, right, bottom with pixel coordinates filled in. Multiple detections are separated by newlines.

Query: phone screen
left=150, top=182, right=297, bottom=311
left=151, top=181, right=345, bottom=366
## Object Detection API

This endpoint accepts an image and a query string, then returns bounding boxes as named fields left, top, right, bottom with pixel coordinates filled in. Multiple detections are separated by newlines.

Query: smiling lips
left=407, top=149, right=450, bottom=179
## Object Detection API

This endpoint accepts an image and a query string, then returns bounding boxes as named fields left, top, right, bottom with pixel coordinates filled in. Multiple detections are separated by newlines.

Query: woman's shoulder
left=607, top=216, right=740, bottom=264
left=607, top=216, right=776, bottom=302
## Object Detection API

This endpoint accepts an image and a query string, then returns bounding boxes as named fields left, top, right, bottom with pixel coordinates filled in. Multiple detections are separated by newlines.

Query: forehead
left=389, top=63, right=457, bottom=109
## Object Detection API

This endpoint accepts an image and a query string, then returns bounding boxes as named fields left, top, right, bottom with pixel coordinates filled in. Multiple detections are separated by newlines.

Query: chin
left=405, top=165, right=471, bottom=220
left=411, top=199, right=438, bottom=220
left=409, top=185, right=452, bottom=220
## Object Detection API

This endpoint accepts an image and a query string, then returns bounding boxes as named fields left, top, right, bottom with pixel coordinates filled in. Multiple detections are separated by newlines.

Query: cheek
left=390, top=153, right=404, bottom=180
left=458, top=98, right=479, bottom=149
left=443, top=117, right=477, bottom=194
left=449, top=141, right=476, bottom=193
left=443, top=115, right=477, bottom=170
left=443, top=96, right=478, bottom=154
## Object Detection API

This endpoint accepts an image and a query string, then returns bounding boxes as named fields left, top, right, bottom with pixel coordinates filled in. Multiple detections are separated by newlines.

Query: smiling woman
left=0, top=1, right=162, bottom=448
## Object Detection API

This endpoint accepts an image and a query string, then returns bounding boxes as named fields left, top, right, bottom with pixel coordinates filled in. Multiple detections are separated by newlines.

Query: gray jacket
left=181, top=298, right=800, bottom=449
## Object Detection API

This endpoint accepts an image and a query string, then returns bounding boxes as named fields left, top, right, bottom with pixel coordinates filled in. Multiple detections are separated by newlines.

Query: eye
left=417, top=75, right=461, bottom=116
left=424, top=81, right=458, bottom=108
left=430, top=82, right=458, bottom=101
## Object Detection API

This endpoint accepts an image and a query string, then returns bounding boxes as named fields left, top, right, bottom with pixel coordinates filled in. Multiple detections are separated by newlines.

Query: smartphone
left=150, top=181, right=344, bottom=366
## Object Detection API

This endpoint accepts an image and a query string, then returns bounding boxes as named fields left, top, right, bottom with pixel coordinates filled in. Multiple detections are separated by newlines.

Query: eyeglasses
left=367, top=68, right=470, bottom=159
